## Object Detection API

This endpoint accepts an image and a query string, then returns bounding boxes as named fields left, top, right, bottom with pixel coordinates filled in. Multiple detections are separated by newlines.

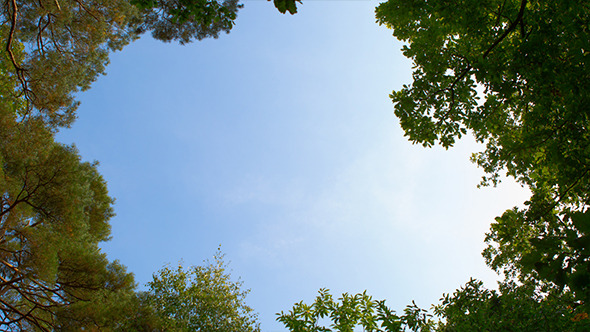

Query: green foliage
left=146, top=249, right=260, bottom=332
left=133, top=0, right=301, bottom=44
left=53, top=260, right=139, bottom=331
left=112, top=291, right=163, bottom=332
left=484, top=208, right=590, bottom=312
left=2, top=0, right=140, bottom=129
left=376, top=0, right=590, bottom=308
left=0, top=106, right=137, bottom=329
left=134, top=0, right=243, bottom=44
left=281, top=282, right=590, bottom=332
left=435, top=279, right=589, bottom=331
left=0, top=47, right=137, bottom=330
left=277, top=289, right=437, bottom=332
left=272, top=0, right=301, bottom=14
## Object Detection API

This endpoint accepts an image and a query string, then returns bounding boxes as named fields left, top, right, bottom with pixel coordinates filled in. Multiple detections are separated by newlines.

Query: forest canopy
left=1, top=0, right=589, bottom=330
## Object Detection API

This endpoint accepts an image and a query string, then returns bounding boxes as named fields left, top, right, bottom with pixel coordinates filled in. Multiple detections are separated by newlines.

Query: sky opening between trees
left=1, top=0, right=588, bottom=330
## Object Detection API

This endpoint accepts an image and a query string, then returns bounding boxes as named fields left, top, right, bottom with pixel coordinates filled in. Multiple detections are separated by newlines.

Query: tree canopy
left=132, top=0, right=242, bottom=44
left=278, top=281, right=589, bottom=332
left=0, top=88, right=136, bottom=330
left=434, top=279, right=588, bottom=331
left=2, top=0, right=139, bottom=129
left=145, top=250, right=260, bottom=332
left=376, top=0, right=590, bottom=311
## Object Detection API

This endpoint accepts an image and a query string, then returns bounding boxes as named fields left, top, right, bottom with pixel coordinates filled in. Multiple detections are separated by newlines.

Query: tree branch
left=483, top=0, right=527, bottom=59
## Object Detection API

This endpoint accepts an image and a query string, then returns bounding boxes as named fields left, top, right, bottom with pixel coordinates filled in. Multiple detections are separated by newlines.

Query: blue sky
left=57, top=1, right=530, bottom=331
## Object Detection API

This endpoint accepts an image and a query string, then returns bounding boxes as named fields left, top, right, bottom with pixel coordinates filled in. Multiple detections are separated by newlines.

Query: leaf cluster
left=272, top=0, right=301, bottom=15
left=276, top=289, right=437, bottom=332
left=133, top=0, right=242, bottom=44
